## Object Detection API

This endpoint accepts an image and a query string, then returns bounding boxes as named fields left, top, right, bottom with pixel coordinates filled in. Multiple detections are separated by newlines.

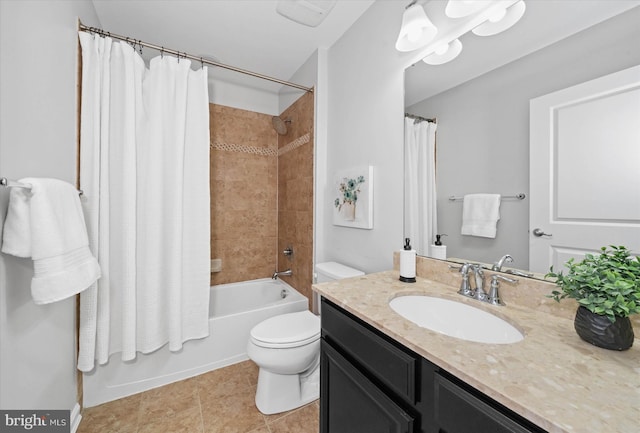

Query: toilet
left=247, top=261, right=364, bottom=414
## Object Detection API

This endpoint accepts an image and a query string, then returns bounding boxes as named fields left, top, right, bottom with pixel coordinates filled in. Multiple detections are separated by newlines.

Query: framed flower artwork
left=332, top=165, right=373, bottom=229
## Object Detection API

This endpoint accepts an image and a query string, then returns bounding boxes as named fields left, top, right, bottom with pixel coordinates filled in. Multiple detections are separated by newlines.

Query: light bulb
left=488, top=7, right=507, bottom=23
left=407, top=27, right=423, bottom=42
left=395, top=3, right=437, bottom=52
left=422, top=39, right=462, bottom=65
left=435, top=43, right=449, bottom=55
left=472, top=1, right=526, bottom=37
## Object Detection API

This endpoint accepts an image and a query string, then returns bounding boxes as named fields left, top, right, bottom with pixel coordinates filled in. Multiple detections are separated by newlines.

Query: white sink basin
left=389, top=296, right=523, bottom=344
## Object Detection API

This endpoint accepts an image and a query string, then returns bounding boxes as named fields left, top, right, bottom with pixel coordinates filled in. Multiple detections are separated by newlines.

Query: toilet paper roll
left=399, top=249, right=416, bottom=282
left=430, top=245, right=447, bottom=260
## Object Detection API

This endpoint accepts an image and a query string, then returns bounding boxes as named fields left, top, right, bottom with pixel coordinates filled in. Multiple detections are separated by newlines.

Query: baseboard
left=70, top=403, right=82, bottom=433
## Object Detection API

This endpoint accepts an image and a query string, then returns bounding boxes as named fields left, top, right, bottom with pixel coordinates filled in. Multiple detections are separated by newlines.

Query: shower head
left=272, top=116, right=291, bottom=136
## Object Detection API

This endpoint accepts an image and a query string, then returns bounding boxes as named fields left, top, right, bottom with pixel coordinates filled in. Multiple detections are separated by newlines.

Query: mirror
left=403, top=2, right=640, bottom=277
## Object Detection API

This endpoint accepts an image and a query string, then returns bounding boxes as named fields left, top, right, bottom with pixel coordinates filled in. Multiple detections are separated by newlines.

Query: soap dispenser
left=399, top=238, right=416, bottom=283
left=430, top=234, right=447, bottom=260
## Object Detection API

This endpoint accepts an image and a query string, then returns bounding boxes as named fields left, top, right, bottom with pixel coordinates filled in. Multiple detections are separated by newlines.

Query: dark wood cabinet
left=434, top=373, right=543, bottom=433
left=321, top=340, right=415, bottom=433
left=321, top=297, right=418, bottom=403
left=320, top=298, right=546, bottom=433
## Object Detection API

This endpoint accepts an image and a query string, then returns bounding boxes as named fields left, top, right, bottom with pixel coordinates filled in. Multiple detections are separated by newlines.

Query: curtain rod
left=79, top=23, right=313, bottom=93
left=405, top=113, right=436, bottom=123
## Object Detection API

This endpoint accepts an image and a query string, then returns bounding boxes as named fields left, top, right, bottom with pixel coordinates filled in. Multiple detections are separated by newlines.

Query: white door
left=529, top=65, right=640, bottom=274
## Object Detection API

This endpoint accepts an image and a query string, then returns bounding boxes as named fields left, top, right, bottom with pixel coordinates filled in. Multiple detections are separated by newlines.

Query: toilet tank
left=315, top=262, right=364, bottom=283
left=314, top=262, right=364, bottom=314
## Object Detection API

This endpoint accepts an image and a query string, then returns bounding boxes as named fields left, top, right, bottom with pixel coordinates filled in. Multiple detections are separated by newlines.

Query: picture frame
left=332, top=165, right=374, bottom=229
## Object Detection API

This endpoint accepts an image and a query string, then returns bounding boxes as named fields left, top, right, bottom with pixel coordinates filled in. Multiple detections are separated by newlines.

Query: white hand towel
left=461, top=194, right=501, bottom=238
left=1, top=178, right=101, bottom=304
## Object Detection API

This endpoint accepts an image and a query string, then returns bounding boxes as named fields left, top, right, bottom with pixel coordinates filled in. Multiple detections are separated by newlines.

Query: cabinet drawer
left=435, top=373, right=544, bottom=433
left=321, top=299, right=418, bottom=403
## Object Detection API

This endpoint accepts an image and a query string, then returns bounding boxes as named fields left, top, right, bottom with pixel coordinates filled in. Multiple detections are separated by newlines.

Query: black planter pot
left=574, top=306, right=634, bottom=351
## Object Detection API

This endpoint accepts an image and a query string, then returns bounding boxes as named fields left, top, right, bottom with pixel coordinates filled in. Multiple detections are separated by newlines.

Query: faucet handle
left=493, top=274, right=517, bottom=284
left=504, top=268, right=534, bottom=278
left=487, top=274, right=518, bottom=306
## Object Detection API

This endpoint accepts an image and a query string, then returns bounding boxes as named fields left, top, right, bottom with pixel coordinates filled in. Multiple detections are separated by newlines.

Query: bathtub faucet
left=272, top=269, right=292, bottom=279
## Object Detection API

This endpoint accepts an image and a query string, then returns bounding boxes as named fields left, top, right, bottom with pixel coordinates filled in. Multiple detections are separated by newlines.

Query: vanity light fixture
left=395, top=1, right=438, bottom=52
left=445, top=0, right=490, bottom=18
left=418, top=0, right=525, bottom=66
left=422, top=39, right=463, bottom=65
left=472, top=0, right=526, bottom=36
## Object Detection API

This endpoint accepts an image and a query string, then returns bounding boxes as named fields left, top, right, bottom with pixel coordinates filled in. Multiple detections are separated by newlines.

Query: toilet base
left=254, top=364, right=320, bottom=414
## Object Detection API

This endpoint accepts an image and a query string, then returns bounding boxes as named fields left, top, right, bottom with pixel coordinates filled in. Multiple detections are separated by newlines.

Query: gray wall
left=323, top=1, right=409, bottom=273
left=406, top=8, right=640, bottom=269
left=0, top=0, right=100, bottom=412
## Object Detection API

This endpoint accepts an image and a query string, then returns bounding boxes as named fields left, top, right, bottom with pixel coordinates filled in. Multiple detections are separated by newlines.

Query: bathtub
left=83, top=278, right=308, bottom=407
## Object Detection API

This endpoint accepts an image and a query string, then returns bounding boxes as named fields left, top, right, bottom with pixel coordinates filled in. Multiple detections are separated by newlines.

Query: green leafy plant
left=546, top=246, right=640, bottom=323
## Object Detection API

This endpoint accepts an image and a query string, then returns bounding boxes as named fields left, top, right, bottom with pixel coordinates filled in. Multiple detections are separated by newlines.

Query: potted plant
left=546, top=245, right=640, bottom=351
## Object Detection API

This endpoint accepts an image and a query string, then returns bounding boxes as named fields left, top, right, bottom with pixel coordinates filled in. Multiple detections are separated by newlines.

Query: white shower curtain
left=404, top=117, right=438, bottom=256
left=77, top=32, right=211, bottom=372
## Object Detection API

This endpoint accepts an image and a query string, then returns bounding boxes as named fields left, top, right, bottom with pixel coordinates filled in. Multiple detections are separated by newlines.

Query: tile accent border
left=210, top=132, right=311, bottom=158
left=210, top=140, right=278, bottom=157
left=279, top=132, right=311, bottom=156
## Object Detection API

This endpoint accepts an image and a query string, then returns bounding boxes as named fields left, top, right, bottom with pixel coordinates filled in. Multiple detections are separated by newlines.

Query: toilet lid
left=250, top=310, right=320, bottom=348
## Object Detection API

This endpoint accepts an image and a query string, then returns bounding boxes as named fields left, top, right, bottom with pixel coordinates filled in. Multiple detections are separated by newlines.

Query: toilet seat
left=250, top=310, right=320, bottom=349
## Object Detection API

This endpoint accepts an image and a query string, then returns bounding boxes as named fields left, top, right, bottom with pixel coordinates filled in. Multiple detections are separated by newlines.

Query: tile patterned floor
left=77, top=360, right=319, bottom=433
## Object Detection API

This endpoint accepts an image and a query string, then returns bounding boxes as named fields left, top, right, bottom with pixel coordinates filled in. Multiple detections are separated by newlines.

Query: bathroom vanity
left=321, top=299, right=543, bottom=433
left=313, top=260, right=640, bottom=433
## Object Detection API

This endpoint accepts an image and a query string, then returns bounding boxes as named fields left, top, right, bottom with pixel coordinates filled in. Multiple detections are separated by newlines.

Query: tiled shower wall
left=209, top=92, right=314, bottom=304
left=277, top=92, right=315, bottom=302
left=210, top=105, right=278, bottom=285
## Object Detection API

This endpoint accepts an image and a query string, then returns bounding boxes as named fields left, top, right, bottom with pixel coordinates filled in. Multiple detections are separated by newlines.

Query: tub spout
left=272, top=269, right=292, bottom=279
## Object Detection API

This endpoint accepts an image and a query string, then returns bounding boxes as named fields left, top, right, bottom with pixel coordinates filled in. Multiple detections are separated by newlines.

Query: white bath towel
left=461, top=194, right=501, bottom=238
left=1, top=178, right=101, bottom=304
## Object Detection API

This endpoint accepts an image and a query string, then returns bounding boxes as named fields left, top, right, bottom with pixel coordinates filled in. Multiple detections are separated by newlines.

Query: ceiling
left=405, top=0, right=640, bottom=106
left=91, top=0, right=375, bottom=94
left=90, top=1, right=640, bottom=100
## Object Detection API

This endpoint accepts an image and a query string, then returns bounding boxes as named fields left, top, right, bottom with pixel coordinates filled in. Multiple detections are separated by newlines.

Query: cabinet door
left=321, top=340, right=415, bottom=433
left=435, top=374, right=544, bottom=433
left=322, top=298, right=418, bottom=403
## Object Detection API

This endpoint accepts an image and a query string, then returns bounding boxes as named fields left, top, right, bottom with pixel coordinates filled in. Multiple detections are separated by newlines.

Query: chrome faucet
left=492, top=254, right=513, bottom=271
left=457, top=263, right=474, bottom=296
left=487, top=274, right=518, bottom=306
left=456, top=263, right=485, bottom=299
left=471, top=265, right=487, bottom=301
left=272, top=269, right=292, bottom=279
left=455, top=262, right=518, bottom=306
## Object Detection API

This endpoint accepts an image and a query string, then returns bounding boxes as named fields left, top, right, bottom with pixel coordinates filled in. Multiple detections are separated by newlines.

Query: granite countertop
left=313, top=270, right=640, bottom=433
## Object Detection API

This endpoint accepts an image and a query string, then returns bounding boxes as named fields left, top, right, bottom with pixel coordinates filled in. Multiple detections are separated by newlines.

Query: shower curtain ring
left=161, top=47, right=164, bottom=58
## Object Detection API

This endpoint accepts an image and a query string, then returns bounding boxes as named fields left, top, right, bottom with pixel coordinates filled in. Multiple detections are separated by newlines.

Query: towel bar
left=449, top=193, right=526, bottom=201
left=0, top=177, right=31, bottom=190
left=1, top=177, right=83, bottom=196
